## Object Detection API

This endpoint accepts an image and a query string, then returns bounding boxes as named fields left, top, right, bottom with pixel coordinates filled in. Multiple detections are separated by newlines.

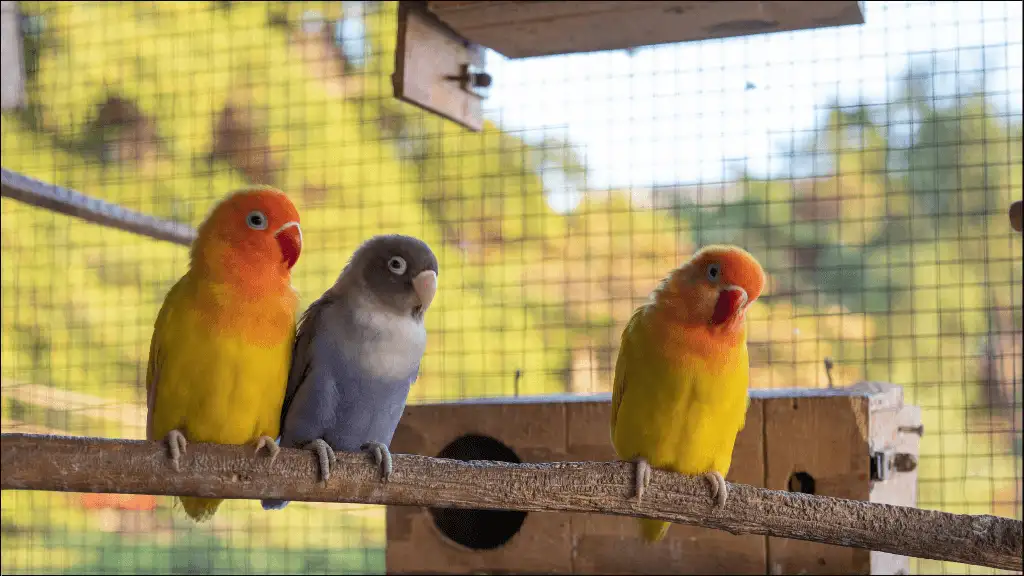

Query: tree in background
left=680, top=55, right=1023, bottom=531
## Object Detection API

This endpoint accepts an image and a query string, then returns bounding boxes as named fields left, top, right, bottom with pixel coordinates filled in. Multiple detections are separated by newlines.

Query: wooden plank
left=387, top=401, right=573, bottom=574
left=1, top=0, right=27, bottom=111
left=393, top=1, right=485, bottom=132
left=412, top=385, right=900, bottom=407
left=764, top=394, right=873, bottom=574
left=868, top=404, right=920, bottom=575
left=389, top=385, right=917, bottom=574
left=426, top=1, right=866, bottom=59
left=566, top=398, right=767, bottom=574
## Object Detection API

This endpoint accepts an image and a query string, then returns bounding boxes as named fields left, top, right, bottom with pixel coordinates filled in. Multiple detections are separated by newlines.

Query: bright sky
left=480, top=1, right=1024, bottom=212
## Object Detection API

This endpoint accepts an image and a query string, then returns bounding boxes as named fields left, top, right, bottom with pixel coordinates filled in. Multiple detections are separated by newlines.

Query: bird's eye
left=246, top=210, right=268, bottom=230
left=388, top=256, right=408, bottom=275
left=707, top=263, right=722, bottom=281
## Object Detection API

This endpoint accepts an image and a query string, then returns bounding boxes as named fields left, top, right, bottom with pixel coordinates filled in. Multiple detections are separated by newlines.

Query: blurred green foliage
left=0, top=2, right=1020, bottom=575
left=685, top=61, right=1023, bottom=574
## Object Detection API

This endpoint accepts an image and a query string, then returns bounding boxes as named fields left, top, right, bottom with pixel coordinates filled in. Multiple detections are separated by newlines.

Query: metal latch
left=871, top=450, right=918, bottom=482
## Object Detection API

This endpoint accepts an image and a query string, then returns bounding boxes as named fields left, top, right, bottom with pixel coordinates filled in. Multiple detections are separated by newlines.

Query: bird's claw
left=361, top=441, right=393, bottom=483
left=165, top=429, right=188, bottom=472
left=255, top=436, right=281, bottom=464
left=304, top=439, right=337, bottom=483
left=703, top=471, right=728, bottom=509
left=633, top=458, right=652, bottom=503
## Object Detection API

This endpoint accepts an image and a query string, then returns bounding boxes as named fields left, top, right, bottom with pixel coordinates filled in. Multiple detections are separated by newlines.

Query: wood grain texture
left=393, top=1, right=485, bottom=131
left=1, top=433, right=1020, bottom=571
left=564, top=398, right=767, bottom=575
left=425, top=1, right=865, bottom=59
left=765, top=393, right=873, bottom=573
left=388, top=400, right=574, bottom=573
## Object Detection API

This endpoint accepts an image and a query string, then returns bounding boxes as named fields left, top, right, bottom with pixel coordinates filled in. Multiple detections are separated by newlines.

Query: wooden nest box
left=387, top=383, right=922, bottom=575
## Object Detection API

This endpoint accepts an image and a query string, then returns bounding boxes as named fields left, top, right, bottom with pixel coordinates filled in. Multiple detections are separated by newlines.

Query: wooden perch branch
left=1, top=433, right=1021, bottom=571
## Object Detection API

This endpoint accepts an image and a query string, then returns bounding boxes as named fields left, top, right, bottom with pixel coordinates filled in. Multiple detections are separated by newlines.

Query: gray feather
left=278, top=289, right=421, bottom=452
left=262, top=235, right=434, bottom=511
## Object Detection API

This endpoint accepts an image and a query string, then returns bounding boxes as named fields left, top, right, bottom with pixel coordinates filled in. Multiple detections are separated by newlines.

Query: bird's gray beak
left=412, top=270, right=437, bottom=313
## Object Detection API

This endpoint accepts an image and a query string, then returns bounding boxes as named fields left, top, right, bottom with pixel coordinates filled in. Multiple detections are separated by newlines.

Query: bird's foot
left=254, top=436, right=281, bottom=464
left=633, top=458, right=652, bottom=503
left=703, top=471, right=728, bottom=508
left=303, top=439, right=337, bottom=483
left=361, top=441, right=393, bottom=484
left=164, top=429, right=188, bottom=472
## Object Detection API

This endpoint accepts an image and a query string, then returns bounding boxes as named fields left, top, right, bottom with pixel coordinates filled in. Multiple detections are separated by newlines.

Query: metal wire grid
left=0, top=1, right=1020, bottom=574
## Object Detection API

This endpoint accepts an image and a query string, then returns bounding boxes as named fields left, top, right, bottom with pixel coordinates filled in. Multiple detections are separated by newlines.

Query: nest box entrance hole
left=429, top=434, right=527, bottom=550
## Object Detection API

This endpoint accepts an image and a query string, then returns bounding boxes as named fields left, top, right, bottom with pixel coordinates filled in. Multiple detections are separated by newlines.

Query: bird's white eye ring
left=707, top=263, right=722, bottom=282
left=388, top=256, right=408, bottom=275
left=246, top=210, right=268, bottom=230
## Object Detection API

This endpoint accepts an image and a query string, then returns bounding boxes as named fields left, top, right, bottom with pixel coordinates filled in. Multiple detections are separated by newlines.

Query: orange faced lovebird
left=146, top=187, right=303, bottom=522
left=610, top=245, right=765, bottom=543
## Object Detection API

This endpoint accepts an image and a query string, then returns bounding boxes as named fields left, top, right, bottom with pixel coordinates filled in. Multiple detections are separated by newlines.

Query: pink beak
left=412, top=270, right=437, bottom=312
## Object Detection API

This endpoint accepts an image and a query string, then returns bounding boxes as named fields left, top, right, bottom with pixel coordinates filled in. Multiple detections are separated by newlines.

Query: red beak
left=711, top=288, right=747, bottom=326
left=274, top=223, right=302, bottom=270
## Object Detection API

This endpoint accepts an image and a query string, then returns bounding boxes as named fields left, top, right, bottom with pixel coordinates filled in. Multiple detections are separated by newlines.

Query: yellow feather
left=610, top=305, right=750, bottom=543
left=146, top=272, right=294, bottom=522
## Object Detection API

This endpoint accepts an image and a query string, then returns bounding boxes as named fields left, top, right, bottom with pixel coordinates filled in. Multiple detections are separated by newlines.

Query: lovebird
left=146, top=187, right=303, bottom=522
left=610, top=245, right=765, bottom=543
left=261, top=234, right=438, bottom=511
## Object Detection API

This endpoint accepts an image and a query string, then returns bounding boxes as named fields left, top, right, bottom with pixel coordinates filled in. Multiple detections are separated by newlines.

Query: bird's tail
left=179, top=496, right=223, bottom=522
left=639, top=518, right=670, bottom=543
left=261, top=499, right=290, bottom=511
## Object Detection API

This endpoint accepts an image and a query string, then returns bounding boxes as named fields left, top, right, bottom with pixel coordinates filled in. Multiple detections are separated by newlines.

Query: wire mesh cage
left=0, top=1, right=1021, bottom=574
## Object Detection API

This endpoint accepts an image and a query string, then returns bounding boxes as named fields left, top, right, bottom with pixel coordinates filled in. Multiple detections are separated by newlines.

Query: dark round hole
left=788, top=471, right=816, bottom=494
left=429, top=434, right=527, bottom=550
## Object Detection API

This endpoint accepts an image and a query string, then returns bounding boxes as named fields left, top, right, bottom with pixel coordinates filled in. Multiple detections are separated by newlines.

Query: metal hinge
left=871, top=450, right=918, bottom=482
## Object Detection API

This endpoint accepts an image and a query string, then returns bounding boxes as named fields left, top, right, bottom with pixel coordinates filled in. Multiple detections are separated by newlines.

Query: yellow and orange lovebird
left=146, top=187, right=303, bottom=522
left=610, top=245, right=765, bottom=543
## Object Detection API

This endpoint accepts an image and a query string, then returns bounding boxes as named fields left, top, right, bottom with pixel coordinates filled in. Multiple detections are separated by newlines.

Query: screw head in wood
left=893, top=453, right=918, bottom=473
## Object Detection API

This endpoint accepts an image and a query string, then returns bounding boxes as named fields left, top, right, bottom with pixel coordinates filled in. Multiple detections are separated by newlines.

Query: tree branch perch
left=1, top=433, right=1020, bottom=571
left=0, top=168, right=196, bottom=246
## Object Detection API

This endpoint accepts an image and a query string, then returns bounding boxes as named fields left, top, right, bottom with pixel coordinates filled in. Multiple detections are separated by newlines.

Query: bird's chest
left=200, top=282, right=298, bottom=348
left=616, top=350, right=747, bottom=467
left=339, top=309, right=426, bottom=384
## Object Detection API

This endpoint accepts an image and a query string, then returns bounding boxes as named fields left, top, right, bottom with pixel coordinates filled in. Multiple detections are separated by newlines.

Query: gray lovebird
left=261, top=234, right=438, bottom=510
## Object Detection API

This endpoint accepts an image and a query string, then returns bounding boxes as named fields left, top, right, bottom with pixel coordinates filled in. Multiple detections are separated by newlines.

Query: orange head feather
left=190, top=187, right=303, bottom=289
left=649, top=245, right=765, bottom=354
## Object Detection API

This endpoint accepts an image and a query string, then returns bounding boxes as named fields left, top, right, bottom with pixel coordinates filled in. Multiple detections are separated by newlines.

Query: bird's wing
left=279, top=292, right=334, bottom=428
left=145, top=276, right=187, bottom=440
left=611, top=306, right=647, bottom=432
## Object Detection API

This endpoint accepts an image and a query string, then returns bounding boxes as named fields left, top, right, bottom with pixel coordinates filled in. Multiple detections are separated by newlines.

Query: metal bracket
left=870, top=450, right=919, bottom=482
left=898, top=424, right=924, bottom=437
left=446, top=63, right=492, bottom=99
left=870, top=451, right=892, bottom=482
